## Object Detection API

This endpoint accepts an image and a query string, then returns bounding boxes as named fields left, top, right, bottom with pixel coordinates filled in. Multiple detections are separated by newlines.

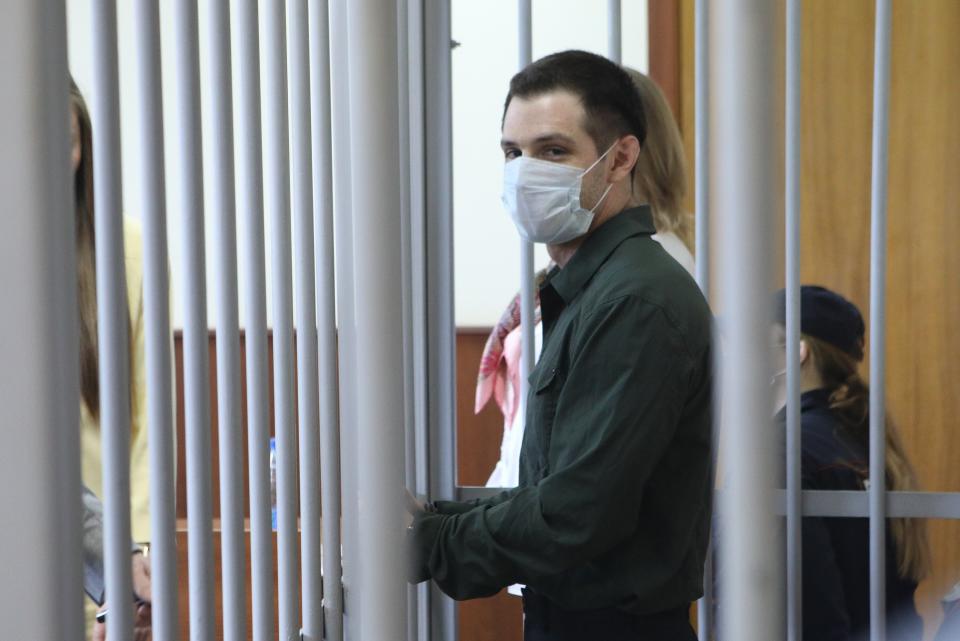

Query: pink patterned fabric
left=474, top=265, right=552, bottom=426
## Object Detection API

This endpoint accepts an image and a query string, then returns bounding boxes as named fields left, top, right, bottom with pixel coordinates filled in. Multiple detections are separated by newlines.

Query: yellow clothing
left=79, top=216, right=151, bottom=542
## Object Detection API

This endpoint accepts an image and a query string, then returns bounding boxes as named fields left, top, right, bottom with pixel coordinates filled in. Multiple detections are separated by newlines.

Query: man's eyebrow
left=500, top=133, right=576, bottom=148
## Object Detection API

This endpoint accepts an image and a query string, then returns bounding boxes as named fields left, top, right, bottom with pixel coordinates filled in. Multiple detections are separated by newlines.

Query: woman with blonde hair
left=475, top=68, right=696, bottom=515
left=771, top=285, right=930, bottom=641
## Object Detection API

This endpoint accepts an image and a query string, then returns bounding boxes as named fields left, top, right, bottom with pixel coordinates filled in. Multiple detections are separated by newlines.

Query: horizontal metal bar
left=775, top=490, right=960, bottom=519
left=460, top=487, right=960, bottom=519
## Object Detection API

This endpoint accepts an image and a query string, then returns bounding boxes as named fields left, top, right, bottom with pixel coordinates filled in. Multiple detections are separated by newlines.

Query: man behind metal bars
left=407, top=50, right=713, bottom=641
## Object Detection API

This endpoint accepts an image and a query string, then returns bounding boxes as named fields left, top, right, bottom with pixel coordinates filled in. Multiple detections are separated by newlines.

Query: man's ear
left=799, top=339, right=811, bottom=367
left=608, top=135, right=641, bottom=183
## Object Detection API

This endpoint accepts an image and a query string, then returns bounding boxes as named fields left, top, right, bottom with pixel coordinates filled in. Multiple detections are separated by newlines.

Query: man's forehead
left=501, top=90, right=588, bottom=142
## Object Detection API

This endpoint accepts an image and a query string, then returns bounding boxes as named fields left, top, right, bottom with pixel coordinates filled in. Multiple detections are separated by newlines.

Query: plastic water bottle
left=269, top=437, right=277, bottom=531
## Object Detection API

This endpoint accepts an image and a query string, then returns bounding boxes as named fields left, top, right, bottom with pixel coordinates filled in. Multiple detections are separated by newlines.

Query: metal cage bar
left=91, top=1, right=136, bottom=639
left=173, top=0, right=216, bottom=638
left=289, top=0, right=324, bottom=636
left=0, top=2, right=82, bottom=638
left=263, top=0, right=302, bottom=637
left=517, top=0, right=536, bottom=454
left=714, top=3, right=780, bottom=641
left=785, top=0, right=803, bottom=639
left=132, top=0, right=179, bottom=638
left=309, top=1, right=345, bottom=639
left=868, top=1, right=893, bottom=639
left=204, top=0, right=246, bottom=639
left=346, top=0, right=407, bottom=638
left=607, top=0, right=622, bottom=64
left=329, top=0, right=361, bottom=636
left=232, top=0, right=275, bottom=639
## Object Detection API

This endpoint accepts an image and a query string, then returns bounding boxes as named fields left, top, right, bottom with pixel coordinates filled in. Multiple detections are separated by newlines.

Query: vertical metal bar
left=91, top=2, right=134, bottom=639
left=395, top=0, right=420, bottom=636
left=309, top=2, right=344, bottom=639
left=328, top=0, right=361, bottom=637
left=346, top=1, right=407, bottom=639
left=132, top=0, right=178, bottom=638
left=289, top=0, right=323, bottom=637
left=607, top=0, right=622, bottom=64
left=173, top=0, right=216, bottom=638
left=204, top=0, right=245, bottom=639
left=868, top=2, right=893, bottom=640
left=517, top=0, right=535, bottom=438
left=693, top=3, right=712, bottom=635
left=263, top=0, right=302, bottom=637
left=406, top=1, right=433, bottom=638
left=0, top=2, right=83, bottom=638
left=714, top=3, right=780, bottom=641
left=232, top=0, right=274, bottom=638
left=694, top=0, right=710, bottom=296
left=785, top=1, right=803, bottom=640
left=424, top=0, right=458, bottom=637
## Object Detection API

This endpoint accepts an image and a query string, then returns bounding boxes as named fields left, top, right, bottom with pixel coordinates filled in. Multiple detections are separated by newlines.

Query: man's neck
left=547, top=238, right=583, bottom=268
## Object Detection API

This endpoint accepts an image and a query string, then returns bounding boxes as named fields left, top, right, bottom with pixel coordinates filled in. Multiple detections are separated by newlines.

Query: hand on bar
left=92, top=551, right=152, bottom=641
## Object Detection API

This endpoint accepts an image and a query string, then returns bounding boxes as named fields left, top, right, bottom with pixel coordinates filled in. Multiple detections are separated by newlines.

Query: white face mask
left=501, top=143, right=616, bottom=244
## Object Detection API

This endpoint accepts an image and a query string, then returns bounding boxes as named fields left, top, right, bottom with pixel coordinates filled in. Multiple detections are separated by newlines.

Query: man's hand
left=91, top=602, right=150, bottom=641
left=92, top=551, right=153, bottom=640
left=404, top=488, right=426, bottom=528
left=131, top=551, right=151, bottom=603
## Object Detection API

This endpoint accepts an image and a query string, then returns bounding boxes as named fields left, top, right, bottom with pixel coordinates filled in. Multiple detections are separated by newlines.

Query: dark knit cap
left=774, top=285, right=866, bottom=361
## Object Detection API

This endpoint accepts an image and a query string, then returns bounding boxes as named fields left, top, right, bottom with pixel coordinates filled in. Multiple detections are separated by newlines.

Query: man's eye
left=504, top=148, right=521, bottom=160
left=543, top=147, right=567, bottom=158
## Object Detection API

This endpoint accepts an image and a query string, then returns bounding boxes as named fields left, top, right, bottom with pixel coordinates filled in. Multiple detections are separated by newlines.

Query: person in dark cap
left=771, top=285, right=930, bottom=641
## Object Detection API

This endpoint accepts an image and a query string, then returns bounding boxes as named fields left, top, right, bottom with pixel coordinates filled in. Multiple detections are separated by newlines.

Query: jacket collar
left=544, top=205, right=656, bottom=304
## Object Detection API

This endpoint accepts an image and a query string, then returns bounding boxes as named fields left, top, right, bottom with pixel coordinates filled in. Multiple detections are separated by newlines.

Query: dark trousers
left=522, top=590, right=697, bottom=641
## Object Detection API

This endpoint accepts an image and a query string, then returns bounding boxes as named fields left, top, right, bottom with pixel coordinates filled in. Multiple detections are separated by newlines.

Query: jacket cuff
left=407, top=511, right=445, bottom=584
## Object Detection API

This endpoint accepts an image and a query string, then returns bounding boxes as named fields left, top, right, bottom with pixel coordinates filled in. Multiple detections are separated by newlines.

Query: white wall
left=67, top=0, right=648, bottom=331
left=68, top=0, right=279, bottom=331
left=451, top=0, right=648, bottom=327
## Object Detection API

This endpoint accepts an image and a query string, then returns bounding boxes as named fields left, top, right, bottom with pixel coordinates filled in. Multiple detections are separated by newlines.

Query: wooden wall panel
left=678, top=1, right=960, bottom=638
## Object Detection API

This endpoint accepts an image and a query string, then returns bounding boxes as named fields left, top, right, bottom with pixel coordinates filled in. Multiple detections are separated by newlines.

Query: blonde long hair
left=623, top=68, right=694, bottom=250
left=805, top=334, right=931, bottom=581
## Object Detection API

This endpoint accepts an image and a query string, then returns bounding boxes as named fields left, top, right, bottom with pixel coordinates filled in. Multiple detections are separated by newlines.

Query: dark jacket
left=409, top=206, right=714, bottom=614
left=778, top=389, right=922, bottom=641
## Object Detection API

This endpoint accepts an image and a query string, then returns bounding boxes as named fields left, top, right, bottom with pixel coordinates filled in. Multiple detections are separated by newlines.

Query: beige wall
left=680, top=1, right=960, bottom=638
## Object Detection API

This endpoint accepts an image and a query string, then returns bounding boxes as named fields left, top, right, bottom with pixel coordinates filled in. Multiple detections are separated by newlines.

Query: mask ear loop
left=581, top=141, right=619, bottom=214
left=580, top=140, right=619, bottom=177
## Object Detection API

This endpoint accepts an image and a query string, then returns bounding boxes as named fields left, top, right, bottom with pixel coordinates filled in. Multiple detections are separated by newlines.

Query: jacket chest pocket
left=525, top=361, right=562, bottom=477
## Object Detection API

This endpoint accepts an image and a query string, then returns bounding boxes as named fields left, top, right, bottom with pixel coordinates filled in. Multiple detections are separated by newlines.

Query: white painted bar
left=517, top=0, right=536, bottom=436
left=785, top=1, right=803, bottom=639
left=424, top=0, right=458, bottom=636
left=406, top=0, right=434, bottom=637
left=0, top=3, right=83, bottom=638
left=288, top=0, right=323, bottom=636
left=132, top=0, right=179, bottom=638
left=232, top=0, right=274, bottom=639
left=868, top=1, right=893, bottom=639
left=204, top=0, right=245, bottom=638
left=694, top=0, right=710, bottom=295
left=693, top=1, right=712, bottom=637
left=714, top=3, right=781, bottom=641
left=172, top=0, right=216, bottom=638
left=328, top=0, right=361, bottom=637
left=607, top=0, right=622, bottom=64
left=91, top=2, right=135, bottom=639
left=263, top=0, right=302, bottom=637
left=346, top=0, right=407, bottom=638
left=309, top=2, right=344, bottom=639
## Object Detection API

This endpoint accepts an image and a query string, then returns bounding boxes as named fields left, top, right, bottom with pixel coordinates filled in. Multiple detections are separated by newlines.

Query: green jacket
left=410, top=206, right=713, bottom=614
